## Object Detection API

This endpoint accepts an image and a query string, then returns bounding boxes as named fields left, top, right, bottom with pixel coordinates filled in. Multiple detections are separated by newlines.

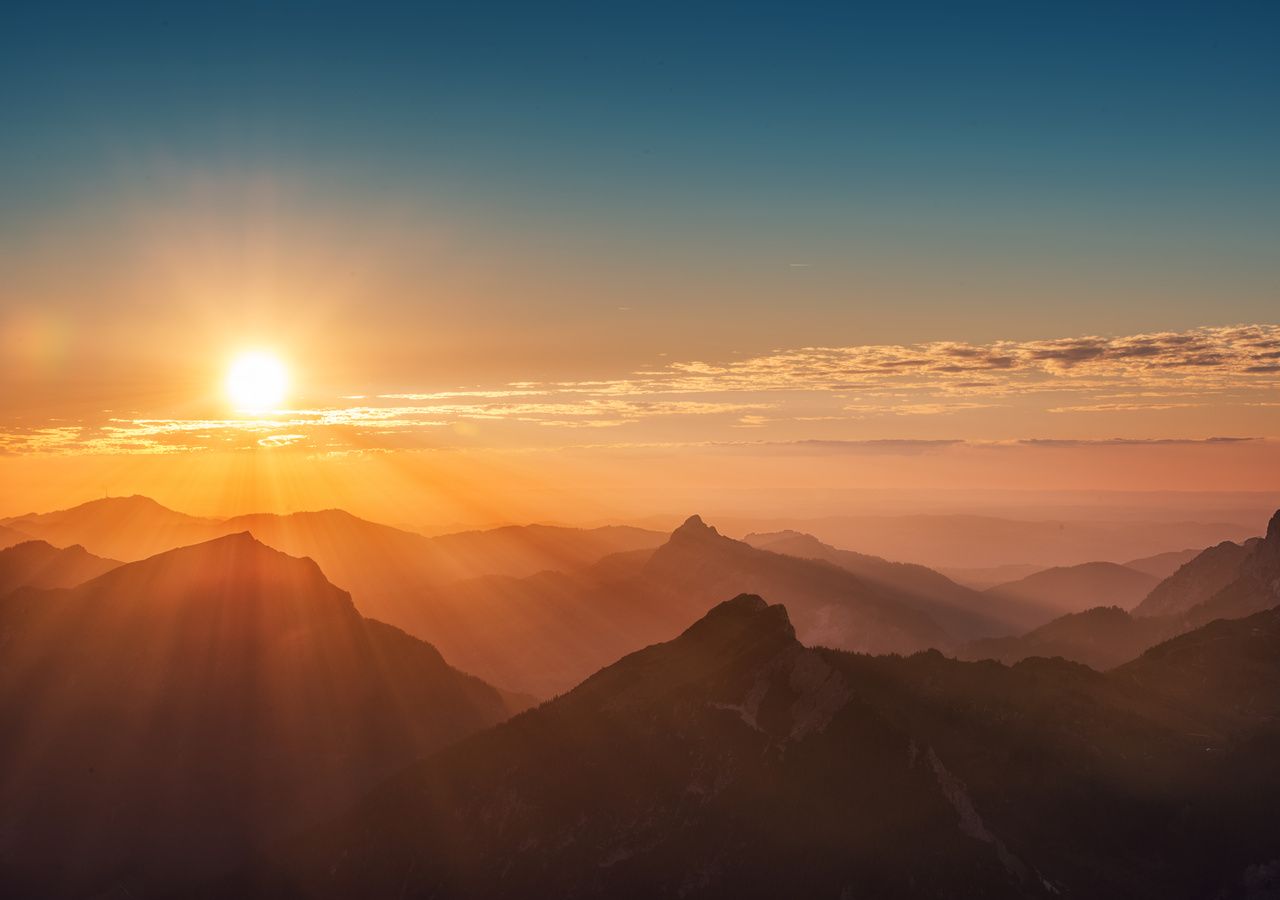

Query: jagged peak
left=671, top=514, right=720, bottom=540
left=1267, top=508, right=1280, bottom=543
left=691, top=593, right=797, bottom=641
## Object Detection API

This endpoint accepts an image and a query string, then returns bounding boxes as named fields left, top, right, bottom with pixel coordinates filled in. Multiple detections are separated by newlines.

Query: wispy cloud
left=3, top=325, right=1276, bottom=455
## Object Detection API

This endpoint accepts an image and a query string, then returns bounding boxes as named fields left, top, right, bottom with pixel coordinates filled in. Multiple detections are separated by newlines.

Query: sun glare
left=226, top=351, right=289, bottom=413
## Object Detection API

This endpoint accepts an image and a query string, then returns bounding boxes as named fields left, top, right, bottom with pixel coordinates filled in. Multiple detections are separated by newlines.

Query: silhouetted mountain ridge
left=0, top=533, right=519, bottom=898
left=222, top=592, right=1280, bottom=899
left=0, top=539, right=119, bottom=596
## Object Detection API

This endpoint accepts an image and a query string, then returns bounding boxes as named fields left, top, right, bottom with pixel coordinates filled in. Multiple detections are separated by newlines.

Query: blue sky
left=2, top=1, right=1278, bottom=444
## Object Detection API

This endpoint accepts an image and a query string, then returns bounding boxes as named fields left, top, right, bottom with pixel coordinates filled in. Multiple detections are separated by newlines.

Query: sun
left=225, top=351, right=289, bottom=413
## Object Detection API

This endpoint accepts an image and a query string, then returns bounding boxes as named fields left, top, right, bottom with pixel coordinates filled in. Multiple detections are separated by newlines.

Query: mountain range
left=3, top=494, right=1280, bottom=897
left=0, top=540, right=119, bottom=595
left=218, top=595, right=1280, bottom=899
left=960, top=511, right=1280, bottom=670
left=0, top=534, right=524, bottom=898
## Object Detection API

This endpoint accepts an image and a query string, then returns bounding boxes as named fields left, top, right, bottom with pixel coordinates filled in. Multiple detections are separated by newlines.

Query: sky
left=2, top=1, right=1278, bottom=524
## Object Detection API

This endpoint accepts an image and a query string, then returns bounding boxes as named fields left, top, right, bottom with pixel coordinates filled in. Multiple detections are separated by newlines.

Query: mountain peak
left=672, top=514, right=720, bottom=540
left=688, top=592, right=796, bottom=642
left=1267, top=508, right=1280, bottom=543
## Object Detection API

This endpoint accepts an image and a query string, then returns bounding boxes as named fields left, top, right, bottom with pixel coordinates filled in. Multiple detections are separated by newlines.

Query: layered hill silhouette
left=2, top=495, right=221, bottom=560
left=726, top=513, right=1258, bottom=569
left=0, top=534, right=522, bottom=898
left=1122, top=547, right=1203, bottom=579
left=394, top=516, right=1024, bottom=697
left=0, top=540, right=119, bottom=596
left=1, top=497, right=665, bottom=614
left=983, top=561, right=1160, bottom=623
left=959, top=606, right=1181, bottom=670
left=0, top=524, right=31, bottom=551
left=222, top=597, right=1280, bottom=899
left=1133, top=537, right=1263, bottom=618
left=962, top=510, right=1280, bottom=670
left=746, top=529, right=1049, bottom=631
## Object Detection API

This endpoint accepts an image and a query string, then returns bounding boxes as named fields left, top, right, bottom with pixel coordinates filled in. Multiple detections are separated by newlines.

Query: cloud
left=4, top=324, right=1277, bottom=455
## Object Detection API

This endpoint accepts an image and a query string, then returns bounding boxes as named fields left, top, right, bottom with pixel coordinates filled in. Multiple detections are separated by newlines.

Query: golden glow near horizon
left=225, top=351, right=289, bottom=413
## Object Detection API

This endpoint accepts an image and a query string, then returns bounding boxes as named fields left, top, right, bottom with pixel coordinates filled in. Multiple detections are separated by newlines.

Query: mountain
left=1132, top=538, right=1262, bottom=617
left=936, top=562, right=1043, bottom=590
left=984, top=561, right=1159, bottom=621
left=0, top=534, right=520, bottom=898
left=719, top=513, right=1259, bottom=569
left=223, top=596, right=1280, bottom=900
left=1186, top=510, right=1280, bottom=627
left=0, top=540, right=119, bottom=595
left=1115, top=606, right=1280, bottom=728
left=958, top=606, right=1181, bottom=671
left=0, top=524, right=31, bottom=551
left=1122, top=547, right=1204, bottom=579
left=964, top=511, right=1280, bottom=671
left=1, top=495, right=221, bottom=560
left=3, top=498, right=667, bottom=623
left=743, top=528, right=1036, bottom=630
left=405, top=516, right=1013, bottom=697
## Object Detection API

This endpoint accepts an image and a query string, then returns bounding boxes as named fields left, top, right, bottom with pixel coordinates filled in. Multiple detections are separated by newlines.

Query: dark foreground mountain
left=401, top=516, right=1019, bottom=697
left=220, top=597, right=1280, bottom=900
left=0, top=539, right=119, bottom=596
left=0, top=534, right=521, bottom=898
left=983, top=561, right=1159, bottom=622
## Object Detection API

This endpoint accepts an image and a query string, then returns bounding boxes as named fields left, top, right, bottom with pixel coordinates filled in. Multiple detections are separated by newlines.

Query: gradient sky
left=2, top=1, right=1278, bottom=522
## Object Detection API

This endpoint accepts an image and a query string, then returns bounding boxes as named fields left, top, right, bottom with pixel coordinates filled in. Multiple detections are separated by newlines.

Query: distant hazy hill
left=2, top=498, right=666, bottom=617
left=1, top=495, right=221, bottom=560
left=0, top=540, right=119, bottom=596
left=964, top=510, right=1280, bottom=671
left=396, top=515, right=1023, bottom=697
left=1122, top=547, right=1202, bottom=579
left=983, top=561, right=1159, bottom=621
left=743, top=528, right=1037, bottom=631
left=959, top=606, right=1181, bottom=671
left=0, top=524, right=31, bottom=551
left=0, top=534, right=520, bottom=898
left=725, top=513, right=1259, bottom=569
left=224, top=597, right=1280, bottom=900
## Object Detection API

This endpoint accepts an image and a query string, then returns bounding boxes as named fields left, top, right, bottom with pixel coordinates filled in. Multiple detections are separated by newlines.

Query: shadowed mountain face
left=983, top=561, right=1159, bottom=622
left=1187, top=511, right=1280, bottom=627
left=745, top=529, right=1038, bottom=631
left=0, top=534, right=519, bottom=899
left=1122, top=547, right=1203, bottom=580
left=393, top=516, right=1018, bottom=697
left=0, top=540, right=119, bottom=595
left=223, top=597, right=1280, bottom=900
left=1133, top=538, right=1262, bottom=618
left=958, top=607, right=1182, bottom=671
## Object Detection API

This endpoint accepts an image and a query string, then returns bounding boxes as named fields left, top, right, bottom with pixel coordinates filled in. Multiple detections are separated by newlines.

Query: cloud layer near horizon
left=3, top=324, right=1278, bottom=455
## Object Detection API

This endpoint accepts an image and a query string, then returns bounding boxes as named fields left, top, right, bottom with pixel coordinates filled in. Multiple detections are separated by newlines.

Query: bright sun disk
left=226, top=351, right=289, bottom=413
